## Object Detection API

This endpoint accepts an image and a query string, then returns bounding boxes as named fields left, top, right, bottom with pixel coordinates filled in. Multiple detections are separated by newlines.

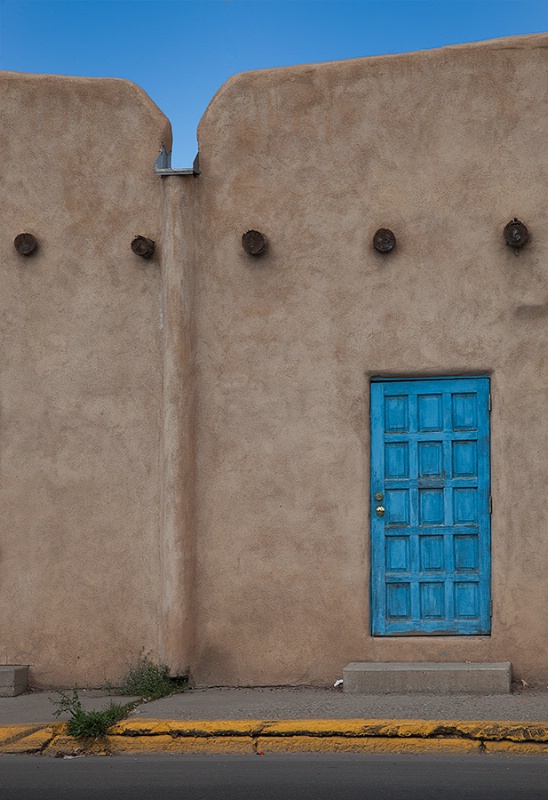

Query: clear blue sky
left=1, top=1, right=547, bottom=166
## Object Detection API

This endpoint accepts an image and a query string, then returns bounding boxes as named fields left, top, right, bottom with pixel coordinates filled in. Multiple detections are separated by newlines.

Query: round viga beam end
left=373, top=228, right=396, bottom=253
left=14, top=233, right=39, bottom=256
left=131, top=236, right=156, bottom=258
left=242, top=230, right=268, bottom=256
left=504, top=219, right=529, bottom=249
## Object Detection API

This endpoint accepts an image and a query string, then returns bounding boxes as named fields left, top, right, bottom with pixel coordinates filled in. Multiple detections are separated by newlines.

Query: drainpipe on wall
left=154, top=144, right=200, bottom=177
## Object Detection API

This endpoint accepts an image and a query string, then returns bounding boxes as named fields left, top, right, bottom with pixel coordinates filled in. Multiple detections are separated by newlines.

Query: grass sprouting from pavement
left=51, top=689, right=136, bottom=739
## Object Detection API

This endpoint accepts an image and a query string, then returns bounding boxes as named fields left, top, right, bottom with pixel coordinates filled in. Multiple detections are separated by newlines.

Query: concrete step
left=343, top=661, right=512, bottom=695
left=0, top=665, right=29, bottom=697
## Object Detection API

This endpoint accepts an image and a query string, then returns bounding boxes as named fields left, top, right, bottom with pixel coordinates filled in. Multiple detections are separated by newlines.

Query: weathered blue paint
left=370, top=377, right=491, bottom=636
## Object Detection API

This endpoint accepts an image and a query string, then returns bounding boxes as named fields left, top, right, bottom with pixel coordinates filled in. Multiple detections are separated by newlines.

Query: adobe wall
left=0, top=73, right=176, bottom=685
left=191, top=34, right=548, bottom=684
left=2, top=34, right=548, bottom=688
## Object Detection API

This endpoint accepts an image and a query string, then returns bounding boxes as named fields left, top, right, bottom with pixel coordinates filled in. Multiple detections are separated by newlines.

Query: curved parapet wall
left=0, top=72, right=173, bottom=686
left=192, top=34, right=548, bottom=684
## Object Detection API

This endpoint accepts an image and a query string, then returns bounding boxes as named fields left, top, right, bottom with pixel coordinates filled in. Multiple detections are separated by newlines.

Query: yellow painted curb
left=0, top=725, right=55, bottom=754
left=3, top=719, right=548, bottom=756
left=255, top=736, right=481, bottom=754
left=110, top=736, right=255, bottom=755
left=483, top=740, right=548, bottom=755
left=109, top=718, right=548, bottom=744
left=108, top=719, right=266, bottom=737
left=0, top=724, right=42, bottom=746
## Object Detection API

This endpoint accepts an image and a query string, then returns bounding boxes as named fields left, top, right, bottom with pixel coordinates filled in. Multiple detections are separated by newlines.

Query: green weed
left=115, top=658, right=187, bottom=701
left=51, top=688, right=135, bottom=739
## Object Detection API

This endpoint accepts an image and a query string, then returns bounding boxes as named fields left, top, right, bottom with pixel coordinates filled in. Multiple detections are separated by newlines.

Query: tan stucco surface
left=2, top=34, right=548, bottom=687
left=191, top=34, right=548, bottom=684
left=0, top=73, right=172, bottom=685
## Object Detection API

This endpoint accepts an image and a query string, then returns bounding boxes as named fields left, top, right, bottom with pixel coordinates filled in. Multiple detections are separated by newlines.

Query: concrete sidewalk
left=2, top=686, right=548, bottom=756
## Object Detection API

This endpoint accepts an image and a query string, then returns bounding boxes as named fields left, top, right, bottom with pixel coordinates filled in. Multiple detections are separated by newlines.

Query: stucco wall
left=2, top=34, right=548, bottom=688
left=191, top=34, right=548, bottom=684
left=0, top=73, right=172, bottom=685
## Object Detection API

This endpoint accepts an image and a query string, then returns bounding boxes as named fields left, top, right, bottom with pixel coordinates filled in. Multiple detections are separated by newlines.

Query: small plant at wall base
left=51, top=689, right=136, bottom=739
left=115, top=658, right=188, bottom=701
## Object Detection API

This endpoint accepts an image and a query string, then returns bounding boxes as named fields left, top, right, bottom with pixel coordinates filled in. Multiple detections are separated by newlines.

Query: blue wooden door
left=370, top=377, right=491, bottom=635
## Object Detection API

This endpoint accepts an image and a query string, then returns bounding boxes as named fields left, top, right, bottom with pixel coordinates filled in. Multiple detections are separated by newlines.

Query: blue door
left=370, top=376, right=491, bottom=635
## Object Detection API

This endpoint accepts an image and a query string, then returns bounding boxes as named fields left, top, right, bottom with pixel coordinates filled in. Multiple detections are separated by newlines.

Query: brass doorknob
left=376, top=506, right=385, bottom=516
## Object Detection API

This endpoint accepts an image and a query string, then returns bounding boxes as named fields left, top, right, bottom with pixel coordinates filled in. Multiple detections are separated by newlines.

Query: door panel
left=370, top=377, right=491, bottom=635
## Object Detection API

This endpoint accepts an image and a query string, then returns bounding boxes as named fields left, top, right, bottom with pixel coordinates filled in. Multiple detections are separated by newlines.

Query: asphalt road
left=2, top=753, right=548, bottom=800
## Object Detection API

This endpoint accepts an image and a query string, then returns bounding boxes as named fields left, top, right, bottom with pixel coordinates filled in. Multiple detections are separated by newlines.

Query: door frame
left=370, top=375, right=491, bottom=636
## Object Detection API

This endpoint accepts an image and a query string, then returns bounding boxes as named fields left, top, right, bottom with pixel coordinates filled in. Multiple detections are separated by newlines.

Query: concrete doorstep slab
left=2, top=717, right=548, bottom=757
left=343, top=662, right=512, bottom=695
